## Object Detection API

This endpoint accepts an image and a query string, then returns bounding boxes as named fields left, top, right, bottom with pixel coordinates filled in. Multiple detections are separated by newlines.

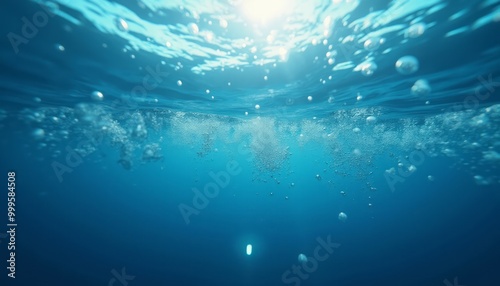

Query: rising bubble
left=395, top=56, right=419, bottom=75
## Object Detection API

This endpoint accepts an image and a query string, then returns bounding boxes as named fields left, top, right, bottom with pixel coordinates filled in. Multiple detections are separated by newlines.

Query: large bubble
left=395, top=56, right=419, bottom=75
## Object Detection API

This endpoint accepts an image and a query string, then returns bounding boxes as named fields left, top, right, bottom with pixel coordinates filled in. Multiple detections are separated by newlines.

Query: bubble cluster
left=360, top=61, right=377, bottom=76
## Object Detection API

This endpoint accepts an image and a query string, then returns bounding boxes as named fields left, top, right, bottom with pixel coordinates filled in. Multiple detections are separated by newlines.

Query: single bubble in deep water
left=298, top=254, right=308, bottom=263
left=91, top=91, right=104, bottom=101
left=395, top=56, right=419, bottom=75
left=32, top=128, right=45, bottom=140
left=338, top=212, right=348, bottom=222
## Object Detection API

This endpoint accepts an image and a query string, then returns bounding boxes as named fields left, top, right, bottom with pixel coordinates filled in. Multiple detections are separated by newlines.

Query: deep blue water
left=1, top=0, right=500, bottom=285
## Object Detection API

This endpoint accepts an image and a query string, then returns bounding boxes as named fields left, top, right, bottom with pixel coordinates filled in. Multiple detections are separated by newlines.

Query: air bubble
left=411, top=79, right=431, bottom=96
left=395, top=56, right=419, bottom=75
left=91, top=91, right=104, bottom=101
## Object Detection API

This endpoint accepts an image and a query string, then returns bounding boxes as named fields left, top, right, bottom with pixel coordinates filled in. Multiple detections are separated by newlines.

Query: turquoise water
left=1, top=0, right=500, bottom=285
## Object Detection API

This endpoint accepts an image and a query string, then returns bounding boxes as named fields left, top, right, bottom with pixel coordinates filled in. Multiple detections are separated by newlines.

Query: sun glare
left=241, top=0, right=292, bottom=24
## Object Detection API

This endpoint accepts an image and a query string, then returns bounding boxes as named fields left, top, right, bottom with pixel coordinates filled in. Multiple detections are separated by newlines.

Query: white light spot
left=246, top=244, right=252, bottom=255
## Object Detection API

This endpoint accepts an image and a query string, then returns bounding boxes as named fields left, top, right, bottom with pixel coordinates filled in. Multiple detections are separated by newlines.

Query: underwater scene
left=1, top=0, right=500, bottom=285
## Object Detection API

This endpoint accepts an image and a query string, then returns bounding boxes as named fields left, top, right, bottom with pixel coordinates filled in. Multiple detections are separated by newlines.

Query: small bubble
left=363, top=37, right=381, bottom=51
left=188, top=23, right=199, bottom=34
left=219, top=18, right=228, bottom=28
left=116, top=18, right=129, bottom=32
left=32, top=128, right=45, bottom=140
left=406, top=23, right=426, bottom=38
left=395, top=56, right=419, bottom=75
left=55, top=44, right=65, bottom=51
left=255, top=104, right=260, bottom=110
left=360, top=61, right=377, bottom=76
left=307, top=96, right=313, bottom=101
left=177, top=80, right=183, bottom=86
left=366, top=116, right=377, bottom=124
left=338, top=212, right=348, bottom=222
left=411, top=79, right=431, bottom=96
left=91, top=91, right=104, bottom=101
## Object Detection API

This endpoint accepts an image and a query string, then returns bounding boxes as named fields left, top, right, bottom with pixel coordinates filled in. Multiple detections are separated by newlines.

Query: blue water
left=1, top=0, right=500, bottom=285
